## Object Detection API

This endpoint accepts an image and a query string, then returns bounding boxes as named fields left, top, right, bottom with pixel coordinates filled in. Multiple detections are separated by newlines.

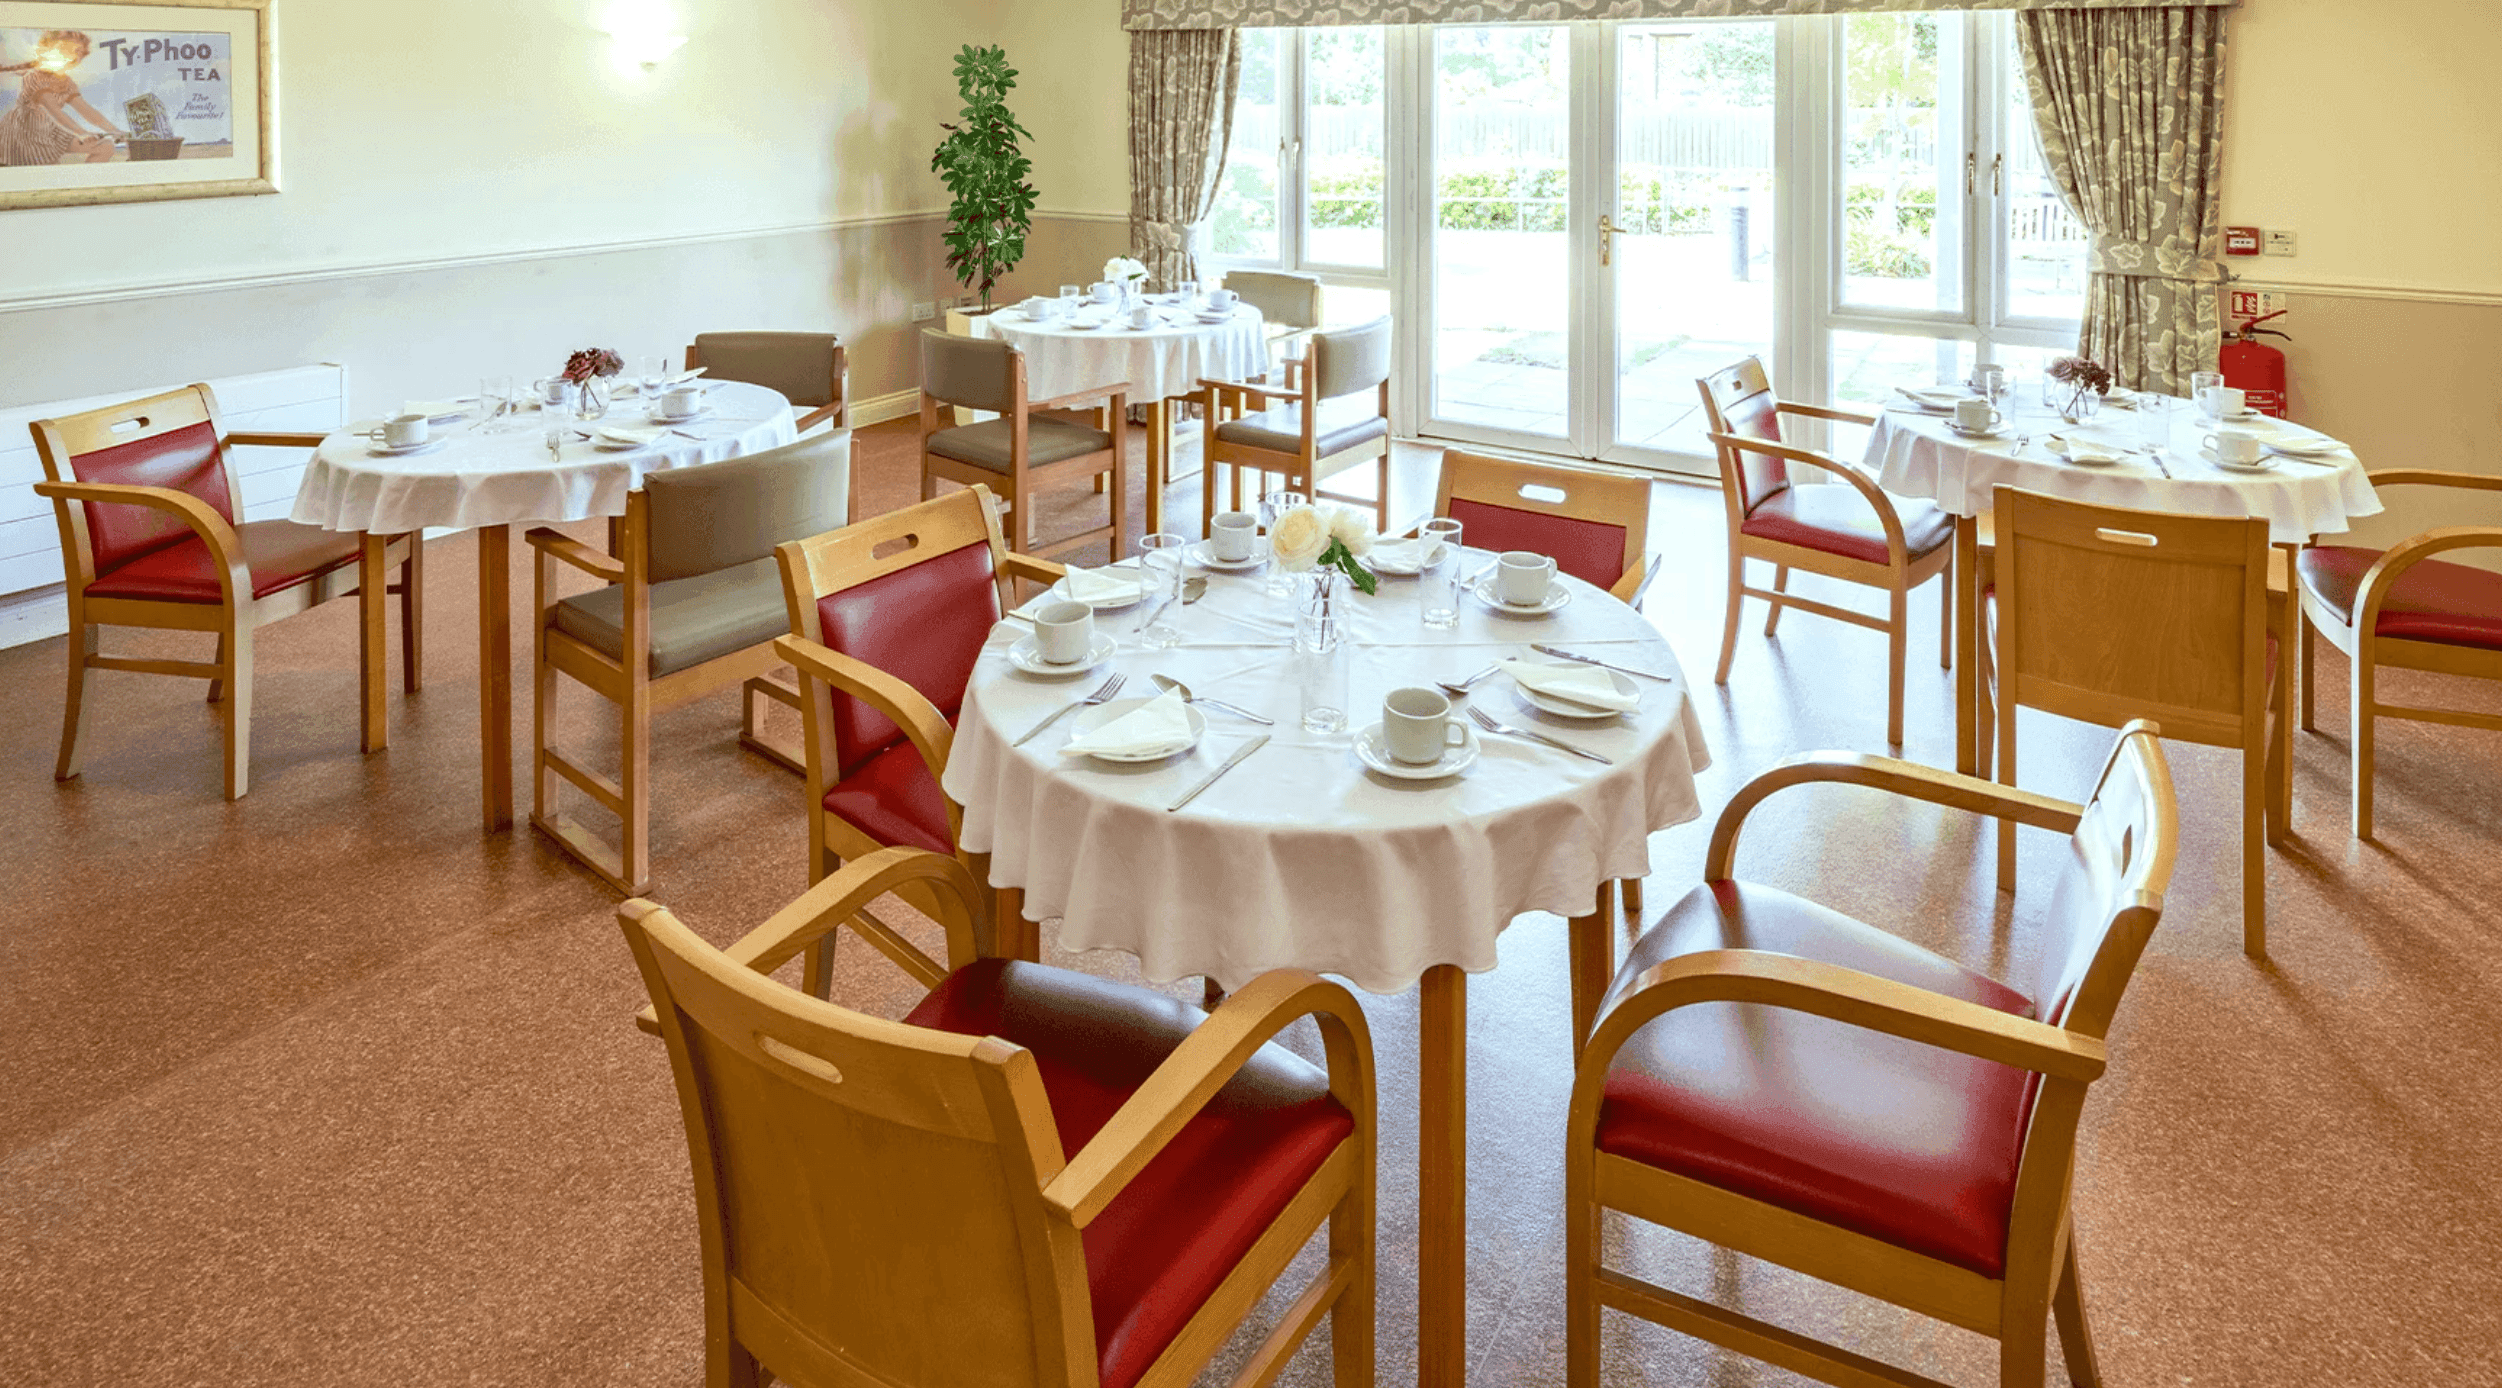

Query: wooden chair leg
left=1201, top=977, right=1226, bottom=1010
left=57, top=622, right=96, bottom=780
left=803, top=933, right=837, bottom=1000
left=1567, top=887, right=1612, bottom=1053
left=222, top=618, right=254, bottom=800
left=1714, top=550, right=1745, bottom=685
left=359, top=533, right=389, bottom=753
left=621, top=673, right=652, bottom=895
left=531, top=621, right=559, bottom=828
left=1374, top=453, right=1392, bottom=532
left=1996, top=692, right=2017, bottom=894
left=810, top=819, right=837, bottom=885
left=2242, top=739, right=2267, bottom=959
left=400, top=534, right=424, bottom=693
left=2269, top=649, right=2292, bottom=844
left=206, top=633, right=225, bottom=702
left=1997, top=1285, right=2051, bottom=1388
left=2053, top=1232, right=2104, bottom=1388
left=1618, top=875, right=1643, bottom=925
left=1938, top=564, right=1953, bottom=668
left=2352, top=639, right=2376, bottom=841
left=1564, top=1150, right=1601, bottom=1388
left=1886, top=583, right=1908, bottom=748
left=1763, top=565, right=1790, bottom=636
left=2298, top=611, right=2318, bottom=734
left=1329, top=1136, right=1379, bottom=1388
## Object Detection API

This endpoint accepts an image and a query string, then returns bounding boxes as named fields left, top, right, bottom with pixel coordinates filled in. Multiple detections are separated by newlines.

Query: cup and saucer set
left=1473, top=551, right=1572, bottom=616
left=1355, top=686, right=1482, bottom=781
left=1008, top=598, right=1119, bottom=677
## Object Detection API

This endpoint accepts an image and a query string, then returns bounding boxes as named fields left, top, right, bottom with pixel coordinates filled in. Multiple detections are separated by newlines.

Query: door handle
left=1992, top=153, right=2004, bottom=197
left=1597, top=214, right=1622, bottom=267
left=1965, top=153, right=1977, bottom=196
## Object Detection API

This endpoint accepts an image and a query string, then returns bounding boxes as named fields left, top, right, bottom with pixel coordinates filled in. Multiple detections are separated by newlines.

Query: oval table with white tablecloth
left=941, top=554, right=1709, bottom=1387
left=1864, top=392, right=2381, bottom=770
left=967, top=302, right=1270, bottom=536
left=291, top=381, right=800, bottom=829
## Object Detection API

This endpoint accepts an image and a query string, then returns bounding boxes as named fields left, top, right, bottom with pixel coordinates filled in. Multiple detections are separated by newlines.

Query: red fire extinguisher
left=2219, top=309, right=2291, bottom=419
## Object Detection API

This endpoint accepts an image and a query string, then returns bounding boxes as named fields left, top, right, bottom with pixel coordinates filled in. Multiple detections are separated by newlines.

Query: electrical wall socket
left=910, top=301, right=936, bottom=322
left=2263, top=229, right=2298, bottom=257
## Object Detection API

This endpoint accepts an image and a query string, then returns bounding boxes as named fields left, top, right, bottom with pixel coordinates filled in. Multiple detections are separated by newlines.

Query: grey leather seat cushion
left=553, top=554, right=786, bottom=677
left=928, top=418, right=1112, bottom=471
left=1214, top=397, right=1389, bottom=457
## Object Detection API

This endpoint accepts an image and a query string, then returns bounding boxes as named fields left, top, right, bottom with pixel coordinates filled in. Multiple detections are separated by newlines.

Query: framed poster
left=0, top=0, right=271, bottom=210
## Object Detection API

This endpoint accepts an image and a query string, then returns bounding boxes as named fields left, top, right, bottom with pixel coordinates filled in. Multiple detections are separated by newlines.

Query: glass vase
left=1293, top=571, right=1349, bottom=735
left=576, top=377, right=612, bottom=421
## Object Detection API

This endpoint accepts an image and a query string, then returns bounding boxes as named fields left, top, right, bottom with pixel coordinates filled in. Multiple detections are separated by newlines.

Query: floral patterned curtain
left=1122, top=0, right=2234, bottom=30
left=1129, top=29, right=1242, bottom=292
left=2017, top=7, right=2230, bottom=394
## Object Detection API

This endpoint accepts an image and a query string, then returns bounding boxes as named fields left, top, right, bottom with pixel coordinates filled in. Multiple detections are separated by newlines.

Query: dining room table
left=289, top=379, right=800, bottom=831
left=966, top=298, right=1271, bottom=536
left=941, top=549, right=1712, bottom=1387
left=1865, top=388, right=2382, bottom=773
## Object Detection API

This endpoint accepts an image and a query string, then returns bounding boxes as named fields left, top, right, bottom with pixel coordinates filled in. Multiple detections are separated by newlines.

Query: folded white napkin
left=596, top=424, right=664, bottom=446
left=1899, top=386, right=1976, bottom=410
left=668, top=367, right=708, bottom=385
left=2053, top=437, right=2128, bottom=464
left=1499, top=658, right=1638, bottom=712
left=1370, top=536, right=1445, bottom=573
left=1060, top=690, right=1194, bottom=758
left=400, top=399, right=471, bottom=421
left=1062, top=567, right=1145, bottom=604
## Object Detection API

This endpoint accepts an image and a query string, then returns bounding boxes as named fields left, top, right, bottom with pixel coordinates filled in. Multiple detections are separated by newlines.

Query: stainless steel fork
left=1467, top=705, right=1612, bottom=765
left=1014, top=672, right=1126, bottom=747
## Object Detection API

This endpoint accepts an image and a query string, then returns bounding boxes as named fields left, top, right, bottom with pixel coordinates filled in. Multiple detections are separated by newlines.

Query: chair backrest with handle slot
left=32, top=384, right=238, bottom=580
left=1695, top=357, right=1791, bottom=515
left=1434, top=450, right=1647, bottom=593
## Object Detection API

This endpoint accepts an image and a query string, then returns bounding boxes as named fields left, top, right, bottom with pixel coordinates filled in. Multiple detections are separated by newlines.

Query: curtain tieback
left=2089, top=238, right=2227, bottom=284
left=1138, top=220, right=1191, bottom=254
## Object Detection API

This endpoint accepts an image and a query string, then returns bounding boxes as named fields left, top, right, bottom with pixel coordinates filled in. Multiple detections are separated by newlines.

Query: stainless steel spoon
left=1435, top=663, right=1501, bottom=698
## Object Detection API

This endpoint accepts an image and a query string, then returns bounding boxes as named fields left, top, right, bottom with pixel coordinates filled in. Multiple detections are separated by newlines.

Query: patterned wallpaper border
left=1124, top=0, right=2234, bottom=32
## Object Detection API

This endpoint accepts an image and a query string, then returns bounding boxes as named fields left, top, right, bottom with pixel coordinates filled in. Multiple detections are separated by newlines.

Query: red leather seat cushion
left=816, top=539, right=999, bottom=776
left=2296, top=544, right=2502, bottom=652
left=69, top=420, right=237, bottom=573
left=905, top=960, right=1354, bottom=1388
left=1595, top=881, right=2036, bottom=1278
left=83, top=518, right=362, bottom=604
left=1741, top=485, right=1954, bottom=567
left=1445, top=497, right=1629, bottom=592
left=821, top=736, right=954, bottom=855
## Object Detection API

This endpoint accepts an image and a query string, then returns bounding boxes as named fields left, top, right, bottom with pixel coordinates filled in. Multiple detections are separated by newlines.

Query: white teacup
left=1211, top=510, right=1258, bottom=562
left=2202, top=384, right=2249, bottom=419
left=1090, top=281, right=1120, bottom=303
left=1953, top=398, right=2004, bottom=433
left=1496, top=551, right=1556, bottom=607
left=2204, top=431, right=2267, bottom=465
left=1207, top=287, right=1239, bottom=311
left=659, top=384, right=705, bottom=418
left=366, top=413, right=429, bottom=449
left=1127, top=304, right=1154, bottom=330
left=1383, top=686, right=1467, bottom=766
left=1033, top=600, right=1095, bottom=665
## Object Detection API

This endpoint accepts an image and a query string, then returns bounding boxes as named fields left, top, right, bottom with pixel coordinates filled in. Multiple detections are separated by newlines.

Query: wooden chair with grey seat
left=620, top=843, right=1379, bottom=1388
left=527, top=431, right=851, bottom=893
left=1199, top=316, right=1395, bottom=533
left=920, top=329, right=1130, bottom=563
left=684, top=332, right=849, bottom=433
left=31, top=384, right=422, bottom=799
left=1222, top=269, right=1325, bottom=391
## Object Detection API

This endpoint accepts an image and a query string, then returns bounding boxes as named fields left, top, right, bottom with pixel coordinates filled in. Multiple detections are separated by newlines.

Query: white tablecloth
left=941, top=555, right=1712, bottom=993
left=1866, top=393, right=2380, bottom=545
left=290, top=381, right=800, bottom=533
left=968, top=303, right=1271, bottom=404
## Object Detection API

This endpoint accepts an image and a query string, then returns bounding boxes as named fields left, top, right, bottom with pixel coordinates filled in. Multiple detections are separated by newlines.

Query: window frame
left=1206, top=26, right=1396, bottom=299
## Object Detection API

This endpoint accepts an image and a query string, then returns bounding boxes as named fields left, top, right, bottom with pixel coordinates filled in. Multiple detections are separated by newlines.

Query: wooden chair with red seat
left=1567, top=721, right=2177, bottom=1388
left=619, top=843, right=1378, bottom=1388
left=1984, top=487, right=2285, bottom=957
left=2292, top=469, right=2502, bottom=839
left=1698, top=357, right=1956, bottom=748
left=30, top=384, right=422, bottom=799
left=771, top=484, right=1064, bottom=975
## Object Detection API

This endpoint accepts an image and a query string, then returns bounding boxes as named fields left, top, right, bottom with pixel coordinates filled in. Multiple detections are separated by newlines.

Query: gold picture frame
left=0, top=0, right=273, bottom=210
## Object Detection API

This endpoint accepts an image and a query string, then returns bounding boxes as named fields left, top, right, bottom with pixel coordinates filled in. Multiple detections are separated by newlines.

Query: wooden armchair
left=1200, top=316, right=1395, bottom=533
left=1698, top=357, right=1956, bottom=748
left=619, top=844, right=1378, bottom=1388
left=2293, top=469, right=2502, bottom=839
left=1568, top=722, right=2177, bottom=1388
left=1433, top=450, right=1653, bottom=604
left=685, top=331, right=849, bottom=433
left=30, top=384, right=421, bottom=799
left=772, top=485, right=1064, bottom=969
left=920, top=329, right=1129, bottom=563
left=1222, top=269, right=1325, bottom=391
left=526, top=432, right=850, bottom=893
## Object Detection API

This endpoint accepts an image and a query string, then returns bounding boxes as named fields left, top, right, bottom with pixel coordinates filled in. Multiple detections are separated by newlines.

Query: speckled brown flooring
left=3, top=419, right=2499, bottom=1387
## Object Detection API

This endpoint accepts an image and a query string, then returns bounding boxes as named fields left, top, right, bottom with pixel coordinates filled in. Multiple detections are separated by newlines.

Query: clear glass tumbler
left=2191, top=370, right=2227, bottom=421
left=642, top=355, right=669, bottom=406
left=1135, top=532, right=1188, bottom=650
left=1419, top=518, right=1465, bottom=630
left=1261, top=488, right=1310, bottom=598
left=541, top=393, right=575, bottom=456
left=1294, top=574, right=1349, bottom=734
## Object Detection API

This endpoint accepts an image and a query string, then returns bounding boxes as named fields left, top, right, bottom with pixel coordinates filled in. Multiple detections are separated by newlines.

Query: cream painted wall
left=998, top=0, right=1131, bottom=219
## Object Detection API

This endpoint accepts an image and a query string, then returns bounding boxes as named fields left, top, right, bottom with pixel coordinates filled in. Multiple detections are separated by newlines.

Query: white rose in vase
left=1104, top=255, right=1151, bottom=292
left=1324, top=505, right=1375, bottom=557
left=1269, top=504, right=1329, bottom=571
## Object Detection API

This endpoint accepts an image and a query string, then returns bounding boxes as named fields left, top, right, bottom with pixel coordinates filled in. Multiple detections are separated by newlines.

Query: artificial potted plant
left=930, top=44, right=1037, bottom=313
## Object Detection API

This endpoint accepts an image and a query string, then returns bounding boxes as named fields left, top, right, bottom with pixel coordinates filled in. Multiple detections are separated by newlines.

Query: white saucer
left=1354, top=721, right=1480, bottom=781
left=1510, top=665, right=1639, bottom=721
left=1471, top=576, right=1572, bottom=616
left=1066, top=696, right=1206, bottom=762
left=649, top=406, right=711, bottom=425
left=1008, top=632, right=1115, bottom=676
left=365, top=438, right=445, bottom=457
left=1050, top=572, right=1147, bottom=610
left=2202, top=445, right=2276, bottom=473
left=1946, top=423, right=2009, bottom=440
left=1367, top=540, right=1452, bottom=577
left=1187, top=538, right=1267, bottom=571
left=2047, top=437, right=2129, bottom=467
left=593, top=433, right=665, bottom=452
left=2265, top=434, right=2343, bottom=458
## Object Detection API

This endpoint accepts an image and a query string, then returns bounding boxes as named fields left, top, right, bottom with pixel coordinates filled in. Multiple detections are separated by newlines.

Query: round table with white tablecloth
left=1864, top=390, right=2381, bottom=770
left=941, top=552, right=1709, bottom=1385
left=291, top=381, right=800, bottom=830
left=967, top=301, right=1270, bottom=536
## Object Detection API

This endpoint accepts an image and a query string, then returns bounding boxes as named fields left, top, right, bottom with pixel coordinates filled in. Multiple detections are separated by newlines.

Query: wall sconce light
left=600, top=0, right=688, bottom=72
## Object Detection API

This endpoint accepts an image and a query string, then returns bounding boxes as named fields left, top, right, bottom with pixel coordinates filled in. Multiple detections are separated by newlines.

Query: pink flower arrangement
left=561, top=349, right=623, bottom=384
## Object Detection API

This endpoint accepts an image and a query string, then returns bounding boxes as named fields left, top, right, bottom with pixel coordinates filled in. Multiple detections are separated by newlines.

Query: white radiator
left=0, top=364, right=349, bottom=649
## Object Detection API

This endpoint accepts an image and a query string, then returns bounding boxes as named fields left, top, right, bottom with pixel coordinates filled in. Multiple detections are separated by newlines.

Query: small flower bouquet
left=1269, top=503, right=1378, bottom=595
left=561, top=349, right=624, bottom=384
left=1104, top=255, right=1150, bottom=298
left=2047, top=355, right=2113, bottom=422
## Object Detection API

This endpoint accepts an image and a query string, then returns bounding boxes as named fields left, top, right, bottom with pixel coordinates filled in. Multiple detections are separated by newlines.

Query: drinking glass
left=2191, top=370, right=2227, bottom=421
left=2136, top=393, right=2174, bottom=451
left=1294, top=576, right=1349, bottom=734
left=1134, top=532, right=1188, bottom=650
left=1419, top=517, right=1465, bottom=630
left=541, top=393, right=575, bottom=456
left=1261, top=488, right=1310, bottom=597
left=478, top=376, right=512, bottom=431
left=1060, top=285, right=1082, bottom=310
left=1177, top=279, right=1199, bottom=304
left=641, top=355, right=669, bottom=404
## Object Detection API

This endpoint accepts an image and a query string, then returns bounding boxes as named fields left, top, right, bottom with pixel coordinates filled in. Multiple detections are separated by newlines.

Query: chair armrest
left=225, top=430, right=330, bottom=449
left=1001, top=551, right=1067, bottom=587
left=1706, top=750, right=2084, bottom=881
left=626, top=846, right=984, bottom=1035
left=1030, top=383, right=1133, bottom=413
left=1041, top=969, right=1374, bottom=1227
left=774, top=634, right=955, bottom=786
left=523, top=526, right=626, bottom=583
left=2352, top=527, right=2502, bottom=629
left=1774, top=401, right=1879, bottom=428
left=1609, top=553, right=1659, bottom=606
left=793, top=405, right=842, bottom=433
left=1707, top=431, right=1912, bottom=563
left=1198, top=377, right=1300, bottom=404
left=2362, top=468, right=2502, bottom=493
left=33, top=480, right=246, bottom=596
left=1582, top=948, right=2107, bottom=1087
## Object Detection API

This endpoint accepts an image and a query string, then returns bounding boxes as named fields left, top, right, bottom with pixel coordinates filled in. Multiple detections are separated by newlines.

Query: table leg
left=359, top=533, right=388, bottom=753
left=1954, top=514, right=1979, bottom=776
left=1419, top=963, right=1467, bottom=1388
left=1567, top=886, right=1613, bottom=1053
left=479, top=523, right=514, bottom=831
left=1144, top=399, right=1168, bottom=537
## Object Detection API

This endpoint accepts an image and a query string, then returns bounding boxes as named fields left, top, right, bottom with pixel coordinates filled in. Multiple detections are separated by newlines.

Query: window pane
left=1214, top=29, right=1284, bottom=262
left=1304, top=28, right=1386, bottom=269
left=1831, top=329, right=1975, bottom=459
left=1840, top=13, right=1965, bottom=313
left=2004, top=34, right=2088, bottom=321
